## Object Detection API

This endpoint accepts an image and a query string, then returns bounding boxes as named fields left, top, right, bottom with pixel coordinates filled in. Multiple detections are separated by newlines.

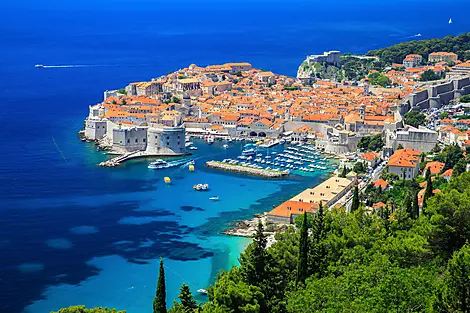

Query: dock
left=206, top=161, right=289, bottom=178
left=98, top=151, right=187, bottom=167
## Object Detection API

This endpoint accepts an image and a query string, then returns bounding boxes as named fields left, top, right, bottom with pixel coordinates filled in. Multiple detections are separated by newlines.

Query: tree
left=154, top=258, right=167, bottom=313
left=420, top=69, right=442, bottom=82
left=353, top=161, right=366, bottom=174
left=296, top=212, right=309, bottom=284
left=51, top=306, right=125, bottom=313
left=440, top=111, right=449, bottom=119
left=453, top=158, right=467, bottom=177
left=404, top=110, right=426, bottom=128
left=427, top=172, right=470, bottom=258
left=441, top=244, right=470, bottom=312
left=170, top=283, right=198, bottom=313
left=431, top=143, right=441, bottom=154
left=351, top=185, right=360, bottom=212
left=412, top=191, right=420, bottom=219
left=240, top=219, right=268, bottom=287
left=423, top=168, right=433, bottom=208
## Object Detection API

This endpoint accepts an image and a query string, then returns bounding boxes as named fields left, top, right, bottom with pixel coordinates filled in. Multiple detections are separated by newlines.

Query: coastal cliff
left=296, top=60, right=342, bottom=82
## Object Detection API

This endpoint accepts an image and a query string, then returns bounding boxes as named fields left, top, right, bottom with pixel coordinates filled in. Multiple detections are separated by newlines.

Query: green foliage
left=439, top=111, right=449, bottom=119
left=404, top=110, right=426, bottom=128
left=420, top=69, right=443, bottom=82
left=351, top=186, right=360, bottom=212
left=358, top=134, right=384, bottom=152
left=296, top=213, right=309, bottom=284
left=169, top=283, right=198, bottom=313
left=366, top=32, right=470, bottom=64
left=154, top=259, right=167, bottom=313
left=440, top=243, right=470, bottom=312
left=117, top=88, right=127, bottom=95
left=461, top=94, right=470, bottom=103
left=453, top=158, right=467, bottom=177
left=341, top=56, right=385, bottom=81
left=368, top=72, right=391, bottom=87
left=353, top=161, right=366, bottom=174
left=51, top=306, right=126, bottom=313
left=204, top=268, right=264, bottom=313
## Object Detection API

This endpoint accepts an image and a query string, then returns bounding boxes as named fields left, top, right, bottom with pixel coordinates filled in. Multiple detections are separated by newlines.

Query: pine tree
left=296, top=212, right=309, bottom=284
left=154, top=258, right=167, bottom=313
left=443, top=244, right=470, bottom=312
left=178, top=283, right=197, bottom=312
left=423, top=168, right=433, bottom=208
left=351, top=185, right=360, bottom=212
left=412, top=191, right=420, bottom=219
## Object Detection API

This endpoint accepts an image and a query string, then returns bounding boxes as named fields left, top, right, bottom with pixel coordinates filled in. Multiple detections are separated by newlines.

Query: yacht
left=148, top=159, right=168, bottom=169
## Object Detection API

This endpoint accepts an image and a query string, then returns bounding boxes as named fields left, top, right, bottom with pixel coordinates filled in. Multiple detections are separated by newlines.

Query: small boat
left=35, top=64, right=44, bottom=68
left=164, top=177, right=171, bottom=184
left=198, top=289, right=208, bottom=295
left=209, top=196, right=219, bottom=201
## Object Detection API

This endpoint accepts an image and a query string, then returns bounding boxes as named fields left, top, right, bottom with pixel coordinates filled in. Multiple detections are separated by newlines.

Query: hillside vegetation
left=367, top=32, right=470, bottom=64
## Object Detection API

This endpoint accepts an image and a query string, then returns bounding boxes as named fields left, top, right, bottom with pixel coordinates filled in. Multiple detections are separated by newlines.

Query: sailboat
left=449, top=18, right=452, bottom=24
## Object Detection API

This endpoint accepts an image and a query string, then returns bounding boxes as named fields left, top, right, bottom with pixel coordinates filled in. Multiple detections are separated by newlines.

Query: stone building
left=306, top=51, right=341, bottom=67
left=146, top=127, right=186, bottom=156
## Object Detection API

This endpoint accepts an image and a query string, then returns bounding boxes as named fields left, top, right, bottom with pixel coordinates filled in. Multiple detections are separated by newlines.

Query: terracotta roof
left=268, top=200, right=318, bottom=218
left=424, top=161, right=445, bottom=175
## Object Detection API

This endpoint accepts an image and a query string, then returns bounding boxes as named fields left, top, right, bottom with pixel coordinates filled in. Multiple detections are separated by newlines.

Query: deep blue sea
left=1, top=0, right=469, bottom=312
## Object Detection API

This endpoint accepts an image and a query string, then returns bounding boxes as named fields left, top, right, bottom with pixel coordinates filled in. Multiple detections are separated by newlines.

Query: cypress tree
left=423, top=168, right=433, bottom=208
left=178, top=283, right=197, bottom=312
left=404, top=191, right=413, bottom=217
left=154, top=258, right=167, bottom=313
left=412, top=191, right=420, bottom=218
left=314, top=202, right=325, bottom=242
left=296, top=212, right=309, bottom=284
left=351, top=185, right=360, bottom=212
left=240, top=219, right=268, bottom=287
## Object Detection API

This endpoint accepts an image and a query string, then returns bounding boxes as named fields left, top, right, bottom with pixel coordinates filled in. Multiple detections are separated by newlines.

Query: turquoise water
left=14, top=138, right=333, bottom=313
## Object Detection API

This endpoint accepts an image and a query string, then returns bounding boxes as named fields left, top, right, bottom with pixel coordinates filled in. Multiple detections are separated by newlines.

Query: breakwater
left=206, top=161, right=289, bottom=178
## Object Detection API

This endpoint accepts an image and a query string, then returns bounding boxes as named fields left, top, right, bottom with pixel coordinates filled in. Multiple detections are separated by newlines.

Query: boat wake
left=35, top=64, right=114, bottom=69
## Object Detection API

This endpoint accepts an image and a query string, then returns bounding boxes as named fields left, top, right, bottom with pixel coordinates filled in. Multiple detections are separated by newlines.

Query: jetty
left=99, top=151, right=187, bottom=167
left=206, top=161, right=289, bottom=178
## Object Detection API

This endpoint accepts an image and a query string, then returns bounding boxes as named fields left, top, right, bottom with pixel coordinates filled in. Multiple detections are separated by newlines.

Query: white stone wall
left=146, top=127, right=186, bottom=155
left=85, top=119, right=107, bottom=140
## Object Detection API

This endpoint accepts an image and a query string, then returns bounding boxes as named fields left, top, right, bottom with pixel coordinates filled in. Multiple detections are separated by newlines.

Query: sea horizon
left=1, top=0, right=470, bottom=312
